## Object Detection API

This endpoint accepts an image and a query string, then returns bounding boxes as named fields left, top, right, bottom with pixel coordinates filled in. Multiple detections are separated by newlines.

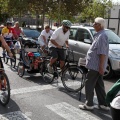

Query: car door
left=71, top=28, right=92, bottom=61
left=68, top=27, right=78, bottom=51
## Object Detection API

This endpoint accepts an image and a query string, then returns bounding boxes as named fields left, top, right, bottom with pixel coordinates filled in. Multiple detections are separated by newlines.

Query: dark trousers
left=85, top=69, right=107, bottom=106
left=110, top=107, right=120, bottom=120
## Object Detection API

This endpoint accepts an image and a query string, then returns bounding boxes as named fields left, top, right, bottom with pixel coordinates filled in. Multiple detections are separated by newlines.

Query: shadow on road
left=0, top=98, right=20, bottom=114
left=58, top=87, right=112, bottom=120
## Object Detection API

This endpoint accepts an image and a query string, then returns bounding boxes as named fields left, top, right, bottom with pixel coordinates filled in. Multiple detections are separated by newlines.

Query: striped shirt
left=86, top=30, right=109, bottom=72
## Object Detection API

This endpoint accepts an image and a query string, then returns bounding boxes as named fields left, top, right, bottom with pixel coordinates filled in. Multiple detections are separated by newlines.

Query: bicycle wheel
left=40, top=59, right=54, bottom=83
left=10, top=56, right=16, bottom=68
left=0, top=72, right=10, bottom=106
left=61, top=65, right=85, bottom=92
left=3, top=56, right=8, bottom=64
left=17, top=61, right=25, bottom=77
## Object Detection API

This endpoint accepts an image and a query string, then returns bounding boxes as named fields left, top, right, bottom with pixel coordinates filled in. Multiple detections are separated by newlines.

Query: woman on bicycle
left=13, top=21, right=25, bottom=39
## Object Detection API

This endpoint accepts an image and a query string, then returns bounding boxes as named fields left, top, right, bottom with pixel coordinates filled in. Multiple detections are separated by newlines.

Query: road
left=0, top=48, right=118, bottom=120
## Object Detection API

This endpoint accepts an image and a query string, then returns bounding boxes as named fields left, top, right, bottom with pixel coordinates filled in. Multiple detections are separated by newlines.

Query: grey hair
left=95, top=17, right=105, bottom=28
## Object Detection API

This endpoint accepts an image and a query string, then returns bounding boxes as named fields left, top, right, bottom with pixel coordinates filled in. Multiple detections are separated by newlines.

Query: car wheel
left=24, top=44, right=30, bottom=48
left=103, top=62, right=113, bottom=79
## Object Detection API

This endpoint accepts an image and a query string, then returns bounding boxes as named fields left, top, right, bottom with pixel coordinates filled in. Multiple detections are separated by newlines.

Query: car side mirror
left=84, top=39, right=92, bottom=44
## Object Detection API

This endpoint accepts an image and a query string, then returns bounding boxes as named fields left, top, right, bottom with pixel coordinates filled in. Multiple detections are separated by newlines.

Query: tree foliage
left=80, top=0, right=112, bottom=22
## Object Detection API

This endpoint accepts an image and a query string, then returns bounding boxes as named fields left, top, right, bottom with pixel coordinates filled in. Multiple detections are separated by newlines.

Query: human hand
left=8, top=52, right=13, bottom=57
left=99, top=67, right=104, bottom=75
left=66, top=45, right=69, bottom=48
left=57, top=45, right=62, bottom=49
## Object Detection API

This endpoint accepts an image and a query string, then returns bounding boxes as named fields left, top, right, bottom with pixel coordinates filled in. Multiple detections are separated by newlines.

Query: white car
left=69, top=26, right=120, bottom=79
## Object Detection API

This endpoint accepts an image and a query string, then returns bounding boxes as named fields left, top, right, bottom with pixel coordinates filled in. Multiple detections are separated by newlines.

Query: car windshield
left=90, top=29, right=120, bottom=44
left=23, top=29, right=40, bottom=38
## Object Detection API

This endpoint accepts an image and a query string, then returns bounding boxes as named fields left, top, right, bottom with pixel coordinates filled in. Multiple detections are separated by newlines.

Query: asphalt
left=0, top=47, right=118, bottom=120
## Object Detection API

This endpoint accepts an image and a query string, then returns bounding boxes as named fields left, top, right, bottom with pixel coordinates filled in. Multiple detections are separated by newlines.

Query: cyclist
left=1, top=21, right=15, bottom=54
left=13, top=21, right=25, bottom=39
left=47, top=20, right=72, bottom=73
left=38, top=25, right=53, bottom=52
left=0, top=35, right=13, bottom=68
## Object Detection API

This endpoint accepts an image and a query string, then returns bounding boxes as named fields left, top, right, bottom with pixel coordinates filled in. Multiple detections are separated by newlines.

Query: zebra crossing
left=0, top=61, right=110, bottom=120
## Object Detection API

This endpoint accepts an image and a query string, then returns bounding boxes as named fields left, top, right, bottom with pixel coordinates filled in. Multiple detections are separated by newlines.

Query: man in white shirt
left=47, top=20, right=72, bottom=73
left=38, top=25, right=53, bottom=51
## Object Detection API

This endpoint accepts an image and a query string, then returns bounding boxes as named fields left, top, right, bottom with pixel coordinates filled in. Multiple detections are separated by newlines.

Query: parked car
left=69, top=25, right=120, bottom=79
left=21, top=28, right=40, bottom=48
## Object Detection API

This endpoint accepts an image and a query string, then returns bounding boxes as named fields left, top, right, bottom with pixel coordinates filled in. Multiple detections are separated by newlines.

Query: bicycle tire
left=17, top=61, right=25, bottom=77
left=40, top=59, right=54, bottom=83
left=3, top=56, right=8, bottom=64
left=10, top=56, right=16, bottom=68
left=0, top=72, right=10, bottom=106
left=61, top=65, right=85, bottom=92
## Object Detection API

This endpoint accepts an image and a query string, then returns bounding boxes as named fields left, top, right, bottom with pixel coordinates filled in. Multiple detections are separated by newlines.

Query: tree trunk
left=36, top=10, right=39, bottom=29
left=41, top=13, right=45, bottom=30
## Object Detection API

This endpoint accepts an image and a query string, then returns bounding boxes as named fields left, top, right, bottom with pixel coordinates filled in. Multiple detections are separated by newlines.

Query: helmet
left=28, top=52, right=34, bottom=57
left=6, top=21, right=12, bottom=26
left=34, top=52, right=41, bottom=57
left=62, top=20, right=72, bottom=28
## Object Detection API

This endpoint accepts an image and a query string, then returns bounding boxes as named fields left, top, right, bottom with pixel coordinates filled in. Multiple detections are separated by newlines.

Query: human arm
left=42, top=35, right=47, bottom=45
left=99, top=54, right=106, bottom=75
left=0, top=35, right=13, bottom=57
left=51, top=39, right=62, bottom=48
left=97, top=34, right=109, bottom=75
left=65, top=40, right=69, bottom=48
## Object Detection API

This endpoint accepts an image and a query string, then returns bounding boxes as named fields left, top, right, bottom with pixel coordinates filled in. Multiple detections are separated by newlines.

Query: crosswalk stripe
left=11, top=84, right=56, bottom=95
left=0, top=111, right=31, bottom=120
left=11, top=81, right=81, bottom=95
left=46, top=102, right=100, bottom=120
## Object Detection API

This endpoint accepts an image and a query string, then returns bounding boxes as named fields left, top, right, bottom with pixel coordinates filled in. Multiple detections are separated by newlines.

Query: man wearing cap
left=79, top=17, right=109, bottom=110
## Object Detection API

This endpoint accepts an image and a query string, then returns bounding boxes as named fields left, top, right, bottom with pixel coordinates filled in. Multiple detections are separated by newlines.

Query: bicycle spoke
left=62, top=66, right=85, bottom=92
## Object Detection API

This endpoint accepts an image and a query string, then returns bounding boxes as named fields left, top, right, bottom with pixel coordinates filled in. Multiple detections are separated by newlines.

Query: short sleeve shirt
left=13, top=27, right=22, bottom=36
left=38, top=30, right=53, bottom=42
left=2, top=27, right=14, bottom=39
left=86, top=30, right=109, bottom=72
left=48, top=27, right=70, bottom=48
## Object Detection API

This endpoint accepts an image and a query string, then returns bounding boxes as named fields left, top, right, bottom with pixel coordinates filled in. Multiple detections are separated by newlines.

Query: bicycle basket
left=66, top=49, right=75, bottom=63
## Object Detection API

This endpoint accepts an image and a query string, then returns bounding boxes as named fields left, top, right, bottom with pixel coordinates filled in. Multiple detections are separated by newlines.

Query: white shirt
left=111, top=91, right=120, bottom=109
left=48, top=27, right=70, bottom=48
left=38, top=30, right=53, bottom=43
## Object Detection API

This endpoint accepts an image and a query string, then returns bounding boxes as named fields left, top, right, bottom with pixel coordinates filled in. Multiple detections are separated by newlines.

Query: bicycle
left=0, top=57, right=10, bottom=106
left=40, top=47, right=87, bottom=92
left=3, top=40, right=17, bottom=68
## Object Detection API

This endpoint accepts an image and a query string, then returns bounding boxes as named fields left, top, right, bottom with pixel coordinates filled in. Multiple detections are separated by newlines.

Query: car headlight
left=109, top=50, right=120, bottom=59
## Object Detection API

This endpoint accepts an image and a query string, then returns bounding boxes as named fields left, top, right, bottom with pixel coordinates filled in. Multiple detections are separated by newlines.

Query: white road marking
left=46, top=102, right=101, bottom=120
left=11, top=82, right=81, bottom=95
left=11, top=84, right=56, bottom=95
left=3, top=63, right=14, bottom=72
left=0, top=111, right=31, bottom=120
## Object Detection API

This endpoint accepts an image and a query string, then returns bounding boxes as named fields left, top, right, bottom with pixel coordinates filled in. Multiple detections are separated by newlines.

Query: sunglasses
left=93, top=22, right=100, bottom=26
left=64, top=26, right=70, bottom=29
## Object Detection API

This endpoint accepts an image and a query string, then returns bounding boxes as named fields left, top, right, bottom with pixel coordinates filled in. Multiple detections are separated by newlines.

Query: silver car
left=69, top=26, right=120, bottom=79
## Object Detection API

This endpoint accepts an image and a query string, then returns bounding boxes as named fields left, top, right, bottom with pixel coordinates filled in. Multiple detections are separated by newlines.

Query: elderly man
left=79, top=17, right=109, bottom=110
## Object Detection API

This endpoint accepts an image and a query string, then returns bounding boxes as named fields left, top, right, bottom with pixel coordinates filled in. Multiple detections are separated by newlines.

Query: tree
left=80, top=0, right=112, bottom=23
left=0, top=0, right=9, bottom=23
left=7, top=0, right=29, bottom=24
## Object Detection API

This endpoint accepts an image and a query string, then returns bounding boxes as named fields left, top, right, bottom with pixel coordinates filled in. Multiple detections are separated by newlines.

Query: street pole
left=117, top=9, right=120, bottom=35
